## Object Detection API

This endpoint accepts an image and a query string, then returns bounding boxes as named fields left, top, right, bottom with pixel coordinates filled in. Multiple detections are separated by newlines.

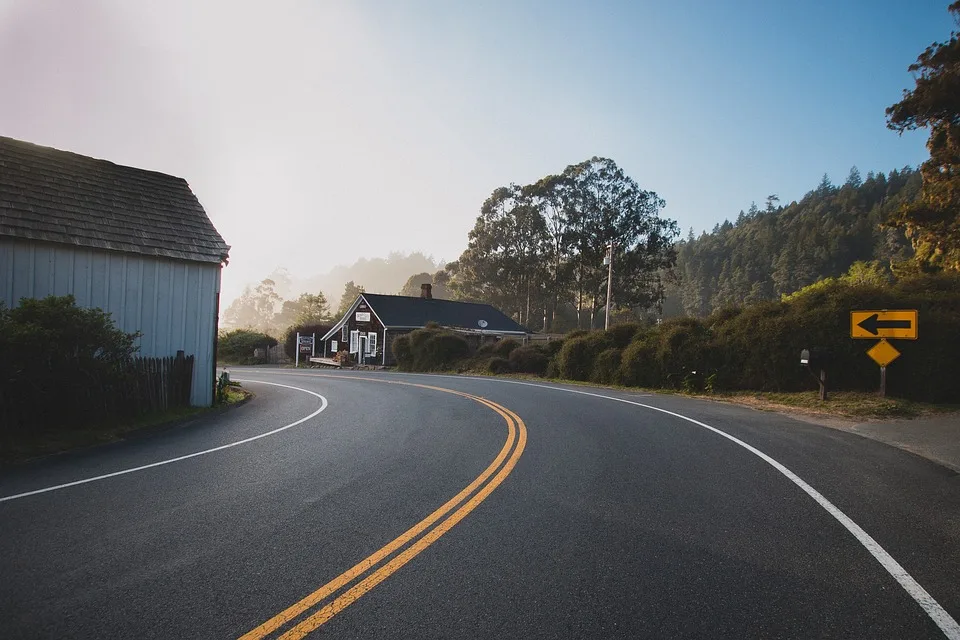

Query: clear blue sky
left=0, top=0, right=954, bottom=302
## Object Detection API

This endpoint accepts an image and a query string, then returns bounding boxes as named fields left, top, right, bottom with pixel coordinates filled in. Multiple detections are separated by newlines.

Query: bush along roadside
left=391, top=272, right=960, bottom=404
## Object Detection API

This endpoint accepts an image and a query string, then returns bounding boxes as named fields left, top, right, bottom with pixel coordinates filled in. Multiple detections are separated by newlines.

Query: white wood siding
left=1, top=238, right=221, bottom=406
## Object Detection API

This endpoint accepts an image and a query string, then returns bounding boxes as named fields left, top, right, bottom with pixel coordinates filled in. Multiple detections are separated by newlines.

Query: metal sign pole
left=880, top=366, right=887, bottom=398
left=295, top=332, right=300, bottom=368
left=604, top=241, right=614, bottom=330
left=312, top=333, right=316, bottom=358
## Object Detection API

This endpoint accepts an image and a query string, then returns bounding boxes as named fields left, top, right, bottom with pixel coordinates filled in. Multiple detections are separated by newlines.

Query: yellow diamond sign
left=866, top=339, right=901, bottom=367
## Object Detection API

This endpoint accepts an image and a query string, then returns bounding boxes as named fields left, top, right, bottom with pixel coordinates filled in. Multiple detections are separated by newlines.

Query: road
left=1, top=369, right=958, bottom=639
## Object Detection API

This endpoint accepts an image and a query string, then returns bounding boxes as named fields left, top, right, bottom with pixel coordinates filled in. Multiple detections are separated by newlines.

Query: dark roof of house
left=0, top=136, right=229, bottom=264
left=357, top=293, right=528, bottom=333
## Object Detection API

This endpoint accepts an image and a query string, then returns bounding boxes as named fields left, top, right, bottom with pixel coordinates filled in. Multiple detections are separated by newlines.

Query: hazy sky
left=0, top=0, right=952, bottom=304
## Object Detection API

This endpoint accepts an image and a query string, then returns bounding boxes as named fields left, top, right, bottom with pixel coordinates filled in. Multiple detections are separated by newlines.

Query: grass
left=701, top=390, right=958, bottom=421
left=399, top=365, right=958, bottom=421
left=0, top=386, right=251, bottom=466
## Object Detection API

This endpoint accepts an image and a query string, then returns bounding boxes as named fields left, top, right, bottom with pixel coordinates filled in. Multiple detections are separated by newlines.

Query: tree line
left=664, top=167, right=920, bottom=317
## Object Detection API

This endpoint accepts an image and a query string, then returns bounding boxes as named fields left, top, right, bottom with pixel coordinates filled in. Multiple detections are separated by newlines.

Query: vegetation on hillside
left=666, top=168, right=920, bottom=317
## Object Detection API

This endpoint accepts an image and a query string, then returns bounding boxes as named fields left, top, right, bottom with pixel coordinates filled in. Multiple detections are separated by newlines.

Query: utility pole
left=604, top=241, right=614, bottom=330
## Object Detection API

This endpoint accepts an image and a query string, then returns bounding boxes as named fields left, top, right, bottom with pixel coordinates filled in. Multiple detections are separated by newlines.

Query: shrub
left=394, top=327, right=470, bottom=371
left=476, top=342, right=496, bottom=356
left=555, top=331, right=614, bottom=381
left=608, top=323, right=643, bottom=348
left=591, top=348, right=622, bottom=384
left=218, top=329, right=278, bottom=364
left=619, top=334, right=659, bottom=387
left=0, top=295, right=140, bottom=433
left=416, top=332, right=470, bottom=370
left=392, top=334, right=412, bottom=367
left=544, top=357, right=560, bottom=379
left=509, top=345, right=549, bottom=376
left=487, top=357, right=512, bottom=374
left=542, top=339, right=565, bottom=357
left=704, top=273, right=960, bottom=401
left=493, top=338, right=521, bottom=358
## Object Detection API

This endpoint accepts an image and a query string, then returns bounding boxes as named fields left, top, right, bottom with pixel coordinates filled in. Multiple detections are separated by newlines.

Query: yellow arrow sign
left=866, top=339, right=901, bottom=367
left=851, top=310, right=918, bottom=339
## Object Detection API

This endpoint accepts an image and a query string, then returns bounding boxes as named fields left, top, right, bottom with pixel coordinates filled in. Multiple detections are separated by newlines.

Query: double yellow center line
left=238, top=377, right=528, bottom=639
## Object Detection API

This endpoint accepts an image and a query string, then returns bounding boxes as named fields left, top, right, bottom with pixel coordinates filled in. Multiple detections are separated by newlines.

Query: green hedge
left=384, top=272, right=960, bottom=402
left=509, top=345, right=549, bottom=375
left=555, top=331, right=614, bottom=381
left=393, top=327, right=470, bottom=371
left=591, top=348, right=622, bottom=384
left=218, top=329, right=277, bottom=364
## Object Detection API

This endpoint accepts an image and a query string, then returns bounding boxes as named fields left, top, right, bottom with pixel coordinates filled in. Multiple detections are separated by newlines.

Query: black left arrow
left=857, top=313, right=911, bottom=335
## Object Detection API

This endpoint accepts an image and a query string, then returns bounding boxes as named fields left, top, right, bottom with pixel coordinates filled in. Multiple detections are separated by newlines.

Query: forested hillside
left=666, top=167, right=921, bottom=317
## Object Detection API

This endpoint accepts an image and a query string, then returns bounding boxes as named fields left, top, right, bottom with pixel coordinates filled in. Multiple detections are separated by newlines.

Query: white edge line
left=0, top=380, right=328, bottom=504
left=238, top=369, right=960, bottom=639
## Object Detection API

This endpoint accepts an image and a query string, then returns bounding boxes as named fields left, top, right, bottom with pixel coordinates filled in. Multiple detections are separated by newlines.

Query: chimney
left=421, top=283, right=433, bottom=299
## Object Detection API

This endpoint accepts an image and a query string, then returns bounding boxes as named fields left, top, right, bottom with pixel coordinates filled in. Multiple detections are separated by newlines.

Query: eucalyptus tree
left=523, top=174, right=576, bottom=331
left=561, top=157, right=678, bottom=328
left=448, top=184, right=549, bottom=325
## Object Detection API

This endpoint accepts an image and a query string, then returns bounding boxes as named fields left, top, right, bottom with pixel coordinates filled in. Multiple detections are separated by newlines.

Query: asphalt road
left=1, top=369, right=958, bottom=639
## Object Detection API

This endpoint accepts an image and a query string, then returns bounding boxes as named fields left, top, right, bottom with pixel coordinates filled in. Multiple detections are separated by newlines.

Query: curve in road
left=0, top=380, right=328, bottom=504
left=239, top=377, right=527, bottom=639
left=246, top=370, right=960, bottom=640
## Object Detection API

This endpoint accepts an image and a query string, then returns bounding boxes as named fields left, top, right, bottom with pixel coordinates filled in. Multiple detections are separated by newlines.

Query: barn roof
left=0, top=136, right=229, bottom=264
left=323, top=293, right=528, bottom=339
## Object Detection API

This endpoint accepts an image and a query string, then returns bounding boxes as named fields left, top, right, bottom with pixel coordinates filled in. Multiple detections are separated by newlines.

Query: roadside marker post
left=800, top=348, right=829, bottom=401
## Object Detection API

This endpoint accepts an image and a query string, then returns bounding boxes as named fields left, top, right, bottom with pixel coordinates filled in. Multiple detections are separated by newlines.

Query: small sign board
left=866, top=339, right=901, bottom=367
left=356, top=311, right=371, bottom=322
left=298, top=335, right=314, bottom=345
left=851, top=310, right=918, bottom=339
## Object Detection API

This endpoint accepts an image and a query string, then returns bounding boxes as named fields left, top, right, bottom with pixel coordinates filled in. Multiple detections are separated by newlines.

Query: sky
left=0, top=0, right=954, bottom=305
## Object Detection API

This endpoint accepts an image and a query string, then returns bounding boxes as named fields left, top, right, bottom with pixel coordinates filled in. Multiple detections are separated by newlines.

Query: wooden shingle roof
left=0, top=136, right=229, bottom=264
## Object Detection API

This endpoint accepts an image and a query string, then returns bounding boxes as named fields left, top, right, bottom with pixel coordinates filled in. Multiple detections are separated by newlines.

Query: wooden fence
left=1, top=352, right=195, bottom=434
left=113, top=352, right=195, bottom=415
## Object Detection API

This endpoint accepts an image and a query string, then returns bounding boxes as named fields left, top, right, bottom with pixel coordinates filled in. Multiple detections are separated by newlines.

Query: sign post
left=851, top=310, right=917, bottom=396
left=295, top=332, right=300, bottom=368
left=296, top=333, right=315, bottom=367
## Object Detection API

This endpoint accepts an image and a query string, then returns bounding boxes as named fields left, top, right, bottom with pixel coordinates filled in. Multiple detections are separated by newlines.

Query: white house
left=0, top=136, right=230, bottom=406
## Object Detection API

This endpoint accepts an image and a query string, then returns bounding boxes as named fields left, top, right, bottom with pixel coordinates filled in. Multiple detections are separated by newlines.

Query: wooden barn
left=0, top=136, right=229, bottom=406
left=321, top=284, right=528, bottom=366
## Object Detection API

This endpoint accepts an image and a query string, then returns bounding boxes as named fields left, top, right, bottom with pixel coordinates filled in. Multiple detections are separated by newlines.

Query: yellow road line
left=238, top=378, right=526, bottom=640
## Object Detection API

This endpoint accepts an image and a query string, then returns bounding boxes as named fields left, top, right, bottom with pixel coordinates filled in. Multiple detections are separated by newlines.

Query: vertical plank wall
left=0, top=238, right=221, bottom=406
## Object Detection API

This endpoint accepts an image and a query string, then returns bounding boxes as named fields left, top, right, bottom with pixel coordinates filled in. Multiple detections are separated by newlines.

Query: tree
left=845, top=166, right=862, bottom=188
left=561, top=157, right=677, bottom=328
left=399, top=273, right=433, bottom=297
left=524, top=174, right=575, bottom=331
left=337, top=281, right=364, bottom=316
left=222, top=278, right=282, bottom=333
left=886, top=1, right=960, bottom=271
left=449, top=184, right=549, bottom=325
left=294, top=293, right=331, bottom=324
left=841, top=260, right=891, bottom=287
